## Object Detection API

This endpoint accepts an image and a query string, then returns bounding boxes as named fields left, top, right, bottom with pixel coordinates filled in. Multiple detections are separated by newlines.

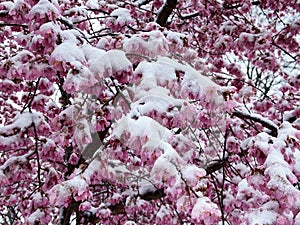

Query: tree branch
left=86, top=159, right=227, bottom=218
left=59, top=200, right=80, bottom=225
left=223, top=1, right=260, bottom=9
left=0, top=23, right=28, bottom=28
left=156, top=0, right=177, bottom=26
left=136, top=0, right=153, bottom=7
left=180, top=12, right=200, bottom=20
left=232, top=110, right=278, bottom=137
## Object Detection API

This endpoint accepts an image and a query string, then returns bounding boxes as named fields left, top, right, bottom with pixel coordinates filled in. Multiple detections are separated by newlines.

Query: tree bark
left=156, top=0, right=177, bottom=27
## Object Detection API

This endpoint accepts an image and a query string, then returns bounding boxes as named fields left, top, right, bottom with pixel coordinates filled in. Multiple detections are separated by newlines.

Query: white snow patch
left=247, top=208, right=277, bottom=225
left=89, top=49, right=131, bottom=78
left=113, top=115, right=172, bottom=149
left=0, top=112, right=43, bottom=134
left=111, top=8, right=132, bottom=23
left=51, top=40, right=85, bottom=63
left=191, top=196, right=220, bottom=220
left=123, top=31, right=169, bottom=59
left=26, top=209, right=45, bottom=224
left=181, top=164, right=206, bottom=183
left=29, top=0, right=60, bottom=18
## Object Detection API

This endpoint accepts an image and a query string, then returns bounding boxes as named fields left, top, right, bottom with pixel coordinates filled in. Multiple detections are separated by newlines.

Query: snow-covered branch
left=232, top=110, right=278, bottom=137
left=156, top=0, right=177, bottom=26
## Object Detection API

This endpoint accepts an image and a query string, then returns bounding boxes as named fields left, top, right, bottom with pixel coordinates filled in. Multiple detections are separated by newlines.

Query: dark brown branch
left=136, top=0, right=153, bottom=7
left=180, top=12, right=200, bottom=20
left=204, top=159, right=227, bottom=175
left=139, top=187, right=165, bottom=201
left=271, top=41, right=298, bottom=61
left=96, top=160, right=227, bottom=216
left=223, top=1, right=260, bottom=9
left=81, top=126, right=111, bottom=160
left=0, top=23, right=28, bottom=28
left=59, top=200, right=80, bottom=225
left=285, top=106, right=300, bottom=123
left=0, top=11, right=9, bottom=17
left=156, top=0, right=177, bottom=26
left=232, top=110, right=278, bottom=137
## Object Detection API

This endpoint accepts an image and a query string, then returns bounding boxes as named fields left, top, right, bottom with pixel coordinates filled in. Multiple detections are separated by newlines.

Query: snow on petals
left=26, top=209, right=50, bottom=225
left=191, top=196, right=221, bottom=225
left=112, top=115, right=172, bottom=151
left=0, top=112, right=44, bottom=135
left=181, top=164, right=206, bottom=186
left=28, top=0, right=60, bottom=28
left=89, top=49, right=133, bottom=83
left=51, top=40, right=85, bottom=71
left=123, top=31, right=169, bottom=61
left=48, top=175, right=91, bottom=206
left=110, top=8, right=132, bottom=25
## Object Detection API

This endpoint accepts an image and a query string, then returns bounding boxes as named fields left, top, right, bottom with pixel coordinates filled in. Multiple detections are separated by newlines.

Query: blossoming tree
left=0, top=0, right=299, bottom=224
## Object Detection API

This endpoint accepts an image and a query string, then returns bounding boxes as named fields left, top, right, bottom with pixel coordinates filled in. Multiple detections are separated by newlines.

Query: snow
left=248, top=132, right=271, bottom=154
left=165, top=30, right=186, bottom=44
left=48, top=183, right=70, bottom=206
left=81, top=44, right=105, bottom=62
left=180, top=11, right=201, bottom=19
left=134, top=59, right=176, bottom=85
left=29, top=0, right=60, bottom=18
left=103, top=50, right=131, bottom=71
left=49, top=175, right=89, bottom=205
left=66, top=176, right=89, bottom=196
left=81, top=159, right=101, bottom=182
left=89, top=49, right=131, bottom=77
left=251, top=113, right=278, bottom=130
left=86, top=0, right=99, bottom=9
left=0, top=151, right=32, bottom=171
left=51, top=40, right=85, bottom=63
left=277, top=121, right=298, bottom=137
left=160, top=142, right=181, bottom=159
left=135, top=57, right=223, bottom=104
left=134, top=80, right=170, bottom=100
left=134, top=0, right=151, bottom=6
left=124, top=221, right=137, bottom=225
left=130, top=95, right=181, bottom=118
left=63, top=61, right=97, bottom=92
left=0, top=112, right=43, bottom=134
left=26, top=209, right=45, bottom=224
left=123, top=31, right=169, bottom=59
left=111, top=192, right=122, bottom=200
left=295, top=212, right=300, bottom=224
left=107, top=159, right=131, bottom=176
left=113, top=115, right=172, bottom=149
left=73, top=118, right=92, bottom=145
left=39, top=21, right=61, bottom=34
left=150, top=143, right=182, bottom=180
left=12, top=49, right=35, bottom=62
left=239, top=32, right=258, bottom=43
left=0, top=169, right=7, bottom=182
left=0, top=1, right=14, bottom=13
left=264, top=149, right=298, bottom=191
left=247, top=208, right=277, bottom=225
left=65, top=6, right=88, bottom=17
left=157, top=205, right=168, bottom=219
left=294, top=150, right=300, bottom=176
left=134, top=56, right=222, bottom=102
left=111, top=8, right=132, bottom=23
left=191, top=196, right=220, bottom=220
left=32, top=192, right=42, bottom=202
left=138, top=183, right=157, bottom=196
left=237, top=179, right=268, bottom=203
left=219, top=21, right=236, bottom=35
left=181, top=164, right=206, bottom=182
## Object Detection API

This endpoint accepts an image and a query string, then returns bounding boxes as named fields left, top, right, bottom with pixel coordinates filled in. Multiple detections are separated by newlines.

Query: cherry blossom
left=0, top=0, right=299, bottom=224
